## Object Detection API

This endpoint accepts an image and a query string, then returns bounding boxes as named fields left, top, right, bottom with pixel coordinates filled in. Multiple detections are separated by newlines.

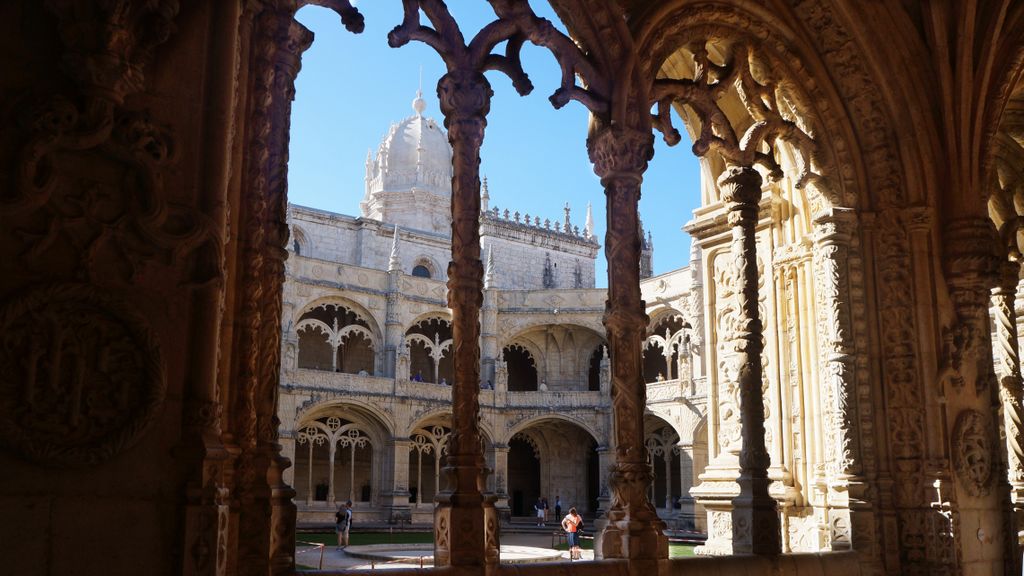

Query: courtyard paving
left=296, top=532, right=592, bottom=571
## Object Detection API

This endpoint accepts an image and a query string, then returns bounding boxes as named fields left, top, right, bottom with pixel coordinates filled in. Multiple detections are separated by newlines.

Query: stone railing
left=645, top=379, right=685, bottom=403
left=505, top=390, right=605, bottom=408
left=645, top=378, right=708, bottom=403
left=692, top=376, right=708, bottom=398
left=287, top=369, right=393, bottom=395
left=395, top=380, right=453, bottom=401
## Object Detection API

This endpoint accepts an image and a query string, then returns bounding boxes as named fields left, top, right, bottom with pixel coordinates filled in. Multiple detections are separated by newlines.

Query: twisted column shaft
left=588, top=126, right=668, bottom=567
left=993, top=267, right=1024, bottom=560
left=433, top=69, right=497, bottom=569
left=718, top=166, right=780, bottom=555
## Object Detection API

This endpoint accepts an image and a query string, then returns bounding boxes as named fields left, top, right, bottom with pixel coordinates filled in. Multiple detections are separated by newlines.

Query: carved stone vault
left=3, top=1, right=1024, bottom=576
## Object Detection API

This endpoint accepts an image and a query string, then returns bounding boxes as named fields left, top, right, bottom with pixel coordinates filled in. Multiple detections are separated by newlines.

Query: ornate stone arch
left=292, top=296, right=383, bottom=343
left=295, top=400, right=395, bottom=443
left=505, top=413, right=603, bottom=447
left=632, top=1, right=862, bottom=214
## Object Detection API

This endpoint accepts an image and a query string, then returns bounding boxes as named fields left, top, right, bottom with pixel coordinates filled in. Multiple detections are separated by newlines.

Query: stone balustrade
left=285, top=369, right=614, bottom=410
left=287, top=369, right=393, bottom=395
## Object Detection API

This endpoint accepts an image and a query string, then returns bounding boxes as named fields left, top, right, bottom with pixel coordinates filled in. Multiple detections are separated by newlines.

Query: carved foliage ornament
left=952, top=410, right=994, bottom=497
left=0, top=284, right=165, bottom=466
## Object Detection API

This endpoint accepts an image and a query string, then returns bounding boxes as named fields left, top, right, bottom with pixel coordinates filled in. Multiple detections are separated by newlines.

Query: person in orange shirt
left=560, top=507, right=583, bottom=560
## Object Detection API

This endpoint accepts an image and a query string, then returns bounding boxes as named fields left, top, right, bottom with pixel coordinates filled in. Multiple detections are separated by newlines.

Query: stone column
left=993, top=263, right=1024, bottom=567
left=812, top=208, right=868, bottom=551
left=588, top=125, right=668, bottom=566
left=384, top=437, right=412, bottom=524
left=719, top=166, right=780, bottom=555
left=492, top=444, right=511, bottom=523
left=430, top=69, right=497, bottom=569
left=596, top=445, right=614, bottom=517
left=327, top=441, right=337, bottom=505
left=942, top=218, right=1006, bottom=573
left=677, top=442, right=695, bottom=527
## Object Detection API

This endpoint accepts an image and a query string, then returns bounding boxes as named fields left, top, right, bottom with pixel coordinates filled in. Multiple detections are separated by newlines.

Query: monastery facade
left=277, top=95, right=708, bottom=528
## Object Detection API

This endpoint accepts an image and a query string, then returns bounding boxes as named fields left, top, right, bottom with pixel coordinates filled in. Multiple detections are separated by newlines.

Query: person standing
left=554, top=495, right=562, bottom=520
left=335, top=500, right=353, bottom=550
left=561, top=507, right=583, bottom=560
left=542, top=496, right=550, bottom=525
left=534, top=497, right=545, bottom=526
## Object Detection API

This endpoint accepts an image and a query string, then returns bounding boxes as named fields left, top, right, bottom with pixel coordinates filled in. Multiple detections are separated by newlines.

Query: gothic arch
left=292, top=296, right=383, bottom=341
left=631, top=1, right=864, bottom=215
left=505, top=413, right=602, bottom=446
left=296, top=400, right=395, bottom=442
left=406, top=409, right=496, bottom=446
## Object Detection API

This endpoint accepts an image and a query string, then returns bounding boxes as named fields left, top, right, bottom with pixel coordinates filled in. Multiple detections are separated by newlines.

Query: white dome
left=364, top=93, right=452, bottom=198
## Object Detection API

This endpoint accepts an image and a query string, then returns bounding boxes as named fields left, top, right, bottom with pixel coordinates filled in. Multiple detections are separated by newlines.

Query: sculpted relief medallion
left=0, top=285, right=165, bottom=466
left=952, top=409, right=994, bottom=497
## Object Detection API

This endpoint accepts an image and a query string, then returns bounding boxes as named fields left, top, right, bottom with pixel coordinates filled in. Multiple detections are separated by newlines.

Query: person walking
left=561, top=507, right=583, bottom=560
left=335, top=500, right=353, bottom=550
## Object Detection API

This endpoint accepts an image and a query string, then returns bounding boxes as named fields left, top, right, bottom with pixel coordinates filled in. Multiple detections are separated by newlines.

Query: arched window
left=587, top=345, right=605, bottom=391
left=296, top=303, right=376, bottom=374
left=503, top=344, right=538, bottom=391
left=411, top=264, right=431, bottom=278
left=405, top=317, right=452, bottom=384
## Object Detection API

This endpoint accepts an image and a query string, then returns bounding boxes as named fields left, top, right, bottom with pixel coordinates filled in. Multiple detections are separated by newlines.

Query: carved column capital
left=813, top=207, right=857, bottom=245
left=587, top=125, right=654, bottom=182
left=437, top=70, right=493, bottom=122
left=943, top=218, right=1000, bottom=302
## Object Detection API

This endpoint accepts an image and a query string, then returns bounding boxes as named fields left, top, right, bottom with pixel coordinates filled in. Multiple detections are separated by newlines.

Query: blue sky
left=288, top=2, right=702, bottom=286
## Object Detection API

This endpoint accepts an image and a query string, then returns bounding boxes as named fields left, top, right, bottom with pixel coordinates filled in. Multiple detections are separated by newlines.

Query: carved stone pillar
left=492, top=444, right=511, bottom=523
left=179, top=2, right=238, bottom=575
left=588, top=125, right=668, bottom=567
left=677, top=442, right=695, bottom=526
left=993, top=263, right=1024, bottom=566
left=431, top=69, right=497, bottom=569
left=812, top=207, right=867, bottom=551
left=596, top=445, right=614, bottom=517
left=942, top=218, right=1005, bottom=573
left=719, top=165, right=780, bottom=555
left=384, top=437, right=412, bottom=524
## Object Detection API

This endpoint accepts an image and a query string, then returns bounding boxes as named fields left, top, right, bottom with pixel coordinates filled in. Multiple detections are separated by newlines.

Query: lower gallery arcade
left=3, top=1, right=1024, bottom=576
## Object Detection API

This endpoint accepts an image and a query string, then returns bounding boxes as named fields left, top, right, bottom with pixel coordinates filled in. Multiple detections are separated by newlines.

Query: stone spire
left=389, top=226, right=401, bottom=272
left=585, top=202, right=595, bottom=239
left=484, top=246, right=495, bottom=289
left=564, top=202, right=571, bottom=230
left=481, top=176, right=490, bottom=212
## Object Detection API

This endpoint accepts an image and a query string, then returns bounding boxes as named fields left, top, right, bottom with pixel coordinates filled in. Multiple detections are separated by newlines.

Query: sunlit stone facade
left=277, top=99, right=705, bottom=528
